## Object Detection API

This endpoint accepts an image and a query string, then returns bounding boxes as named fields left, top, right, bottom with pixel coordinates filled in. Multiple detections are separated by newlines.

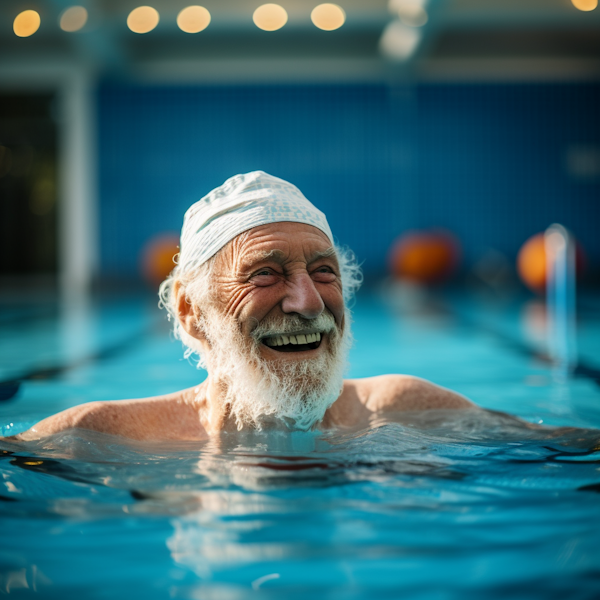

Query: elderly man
left=17, top=171, right=474, bottom=442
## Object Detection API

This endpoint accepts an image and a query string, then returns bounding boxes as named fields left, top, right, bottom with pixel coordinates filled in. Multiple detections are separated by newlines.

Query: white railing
left=545, top=223, right=577, bottom=381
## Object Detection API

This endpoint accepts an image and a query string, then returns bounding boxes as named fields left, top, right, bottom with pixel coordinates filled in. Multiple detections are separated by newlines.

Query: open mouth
left=261, top=332, right=323, bottom=353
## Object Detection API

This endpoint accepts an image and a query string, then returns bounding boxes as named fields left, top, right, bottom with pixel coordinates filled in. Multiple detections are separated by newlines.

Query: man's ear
left=173, top=281, right=206, bottom=342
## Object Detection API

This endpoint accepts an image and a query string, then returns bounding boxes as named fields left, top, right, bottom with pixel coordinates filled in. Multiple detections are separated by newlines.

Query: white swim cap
left=178, top=171, right=334, bottom=271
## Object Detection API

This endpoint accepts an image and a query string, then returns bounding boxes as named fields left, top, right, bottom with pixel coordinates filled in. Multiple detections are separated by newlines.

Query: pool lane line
left=0, top=326, right=155, bottom=402
left=2, top=296, right=598, bottom=403
left=0, top=306, right=58, bottom=327
left=437, top=301, right=600, bottom=388
left=579, top=482, right=600, bottom=493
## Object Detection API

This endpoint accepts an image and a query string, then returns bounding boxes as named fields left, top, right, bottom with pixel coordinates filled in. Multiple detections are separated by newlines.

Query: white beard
left=197, top=307, right=351, bottom=431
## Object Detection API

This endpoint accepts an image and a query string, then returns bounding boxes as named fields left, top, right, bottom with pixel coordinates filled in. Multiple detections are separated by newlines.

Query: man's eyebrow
left=259, top=249, right=286, bottom=260
left=308, top=247, right=337, bottom=262
left=238, top=249, right=286, bottom=272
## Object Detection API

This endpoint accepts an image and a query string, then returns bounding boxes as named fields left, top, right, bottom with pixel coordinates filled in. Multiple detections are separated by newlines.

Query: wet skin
left=13, top=223, right=475, bottom=443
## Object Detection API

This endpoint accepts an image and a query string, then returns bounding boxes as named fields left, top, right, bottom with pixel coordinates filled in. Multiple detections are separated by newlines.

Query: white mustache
left=251, top=312, right=337, bottom=342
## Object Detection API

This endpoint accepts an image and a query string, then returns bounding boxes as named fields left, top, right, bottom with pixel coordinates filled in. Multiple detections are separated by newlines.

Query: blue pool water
left=1, top=289, right=600, bottom=599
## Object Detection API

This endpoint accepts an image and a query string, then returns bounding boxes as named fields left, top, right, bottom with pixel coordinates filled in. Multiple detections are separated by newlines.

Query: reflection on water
left=1, top=410, right=600, bottom=599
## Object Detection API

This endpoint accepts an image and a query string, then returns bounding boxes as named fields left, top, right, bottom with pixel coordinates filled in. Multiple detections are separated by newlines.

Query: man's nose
left=281, top=273, right=324, bottom=319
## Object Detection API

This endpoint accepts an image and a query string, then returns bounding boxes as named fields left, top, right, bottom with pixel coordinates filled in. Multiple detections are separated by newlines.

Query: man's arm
left=362, top=375, right=475, bottom=412
left=13, top=401, right=109, bottom=441
left=10, top=393, right=205, bottom=442
left=327, top=375, right=476, bottom=427
left=340, top=374, right=475, bottom=416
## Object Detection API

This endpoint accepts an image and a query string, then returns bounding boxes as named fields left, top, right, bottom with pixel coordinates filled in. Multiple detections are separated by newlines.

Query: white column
left=58, top=68, right=98, bottom=298
left=0, top=61, right=98, bottom=297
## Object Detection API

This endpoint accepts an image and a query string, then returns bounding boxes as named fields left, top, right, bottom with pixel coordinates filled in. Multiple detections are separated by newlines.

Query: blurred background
left=0, top=0, right=599, bottom=298
left=3, top=5, right=600, bottom=596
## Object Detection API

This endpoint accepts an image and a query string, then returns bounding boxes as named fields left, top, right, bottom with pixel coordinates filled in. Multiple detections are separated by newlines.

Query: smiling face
left=179, top=221, right=350, bottom=430
left=211, top=221, right=345, bottom=360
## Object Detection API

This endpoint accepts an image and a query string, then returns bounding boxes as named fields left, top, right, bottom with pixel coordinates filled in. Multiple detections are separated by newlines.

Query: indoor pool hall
left=1, top=0, right=600, bottom=598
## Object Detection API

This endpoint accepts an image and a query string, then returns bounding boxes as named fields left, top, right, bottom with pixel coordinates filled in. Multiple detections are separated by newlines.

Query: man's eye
left=312, top=266, right=337, bottom=281
left=250, top=269, right=279, bottom=285
left=314, top=266, right=335, bottom=275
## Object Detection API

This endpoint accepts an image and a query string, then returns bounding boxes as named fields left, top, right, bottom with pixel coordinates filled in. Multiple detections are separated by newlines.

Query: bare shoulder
left=14, top=389, right=205, bottom=442
left=324, top=375, right=475, bottom=428
left=347, top=375, right=475, bottom=413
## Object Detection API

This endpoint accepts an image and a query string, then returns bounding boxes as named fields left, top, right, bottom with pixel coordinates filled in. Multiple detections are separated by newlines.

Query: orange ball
left=517, top=232, right=585, bottom=293
left=517, top=234, right=547, bottom=292
left=141, top=233, right=180, bottom=286
left=389, top=230, right=460, bottom=284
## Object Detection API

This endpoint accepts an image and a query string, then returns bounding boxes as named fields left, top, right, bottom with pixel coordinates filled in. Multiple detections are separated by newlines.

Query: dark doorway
left=0, top=93, right=58, bottom=280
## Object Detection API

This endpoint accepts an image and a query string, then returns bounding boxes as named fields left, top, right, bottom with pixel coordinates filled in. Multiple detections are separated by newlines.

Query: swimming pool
left=1, top=288, right=600, bottom=599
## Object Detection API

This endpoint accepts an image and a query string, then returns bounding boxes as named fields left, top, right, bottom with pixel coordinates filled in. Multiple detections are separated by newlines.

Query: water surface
left=1, top=291, right=600, bottom=598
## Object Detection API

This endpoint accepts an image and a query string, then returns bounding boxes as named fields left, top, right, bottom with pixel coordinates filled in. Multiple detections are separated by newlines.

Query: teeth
left=264, top=332, right=323, bottom=347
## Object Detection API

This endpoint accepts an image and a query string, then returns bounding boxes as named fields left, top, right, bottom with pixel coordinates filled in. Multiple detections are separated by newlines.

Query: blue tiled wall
left=417, top=83, right=599, bottom=267
left=98, top=82, right=599, bottom=280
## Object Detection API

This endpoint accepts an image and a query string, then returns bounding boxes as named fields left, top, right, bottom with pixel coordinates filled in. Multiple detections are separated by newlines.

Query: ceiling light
left=379, top=20, right=421, bottom=60
left=59, top=6, right=88, bottom=32
left=400, top=6, right=427, bottom=27
left=388, top=0, right=426, bottom=13
left=311, top=4, right=345, bottom=31
left=253, top=4, right=288, bottom=31
left=388, top=0, right=428, bottom=26
left=13, top=10, right=41, bottom=37
left=127, top=6, right=160, bottom=34
left=571, top=0, right=597, bottom=10
left=177, top=6, right=211, bottom=33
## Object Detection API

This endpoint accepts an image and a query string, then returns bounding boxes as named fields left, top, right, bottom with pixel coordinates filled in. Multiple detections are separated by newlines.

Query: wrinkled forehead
left=216, top=222, right=337, bottom=270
